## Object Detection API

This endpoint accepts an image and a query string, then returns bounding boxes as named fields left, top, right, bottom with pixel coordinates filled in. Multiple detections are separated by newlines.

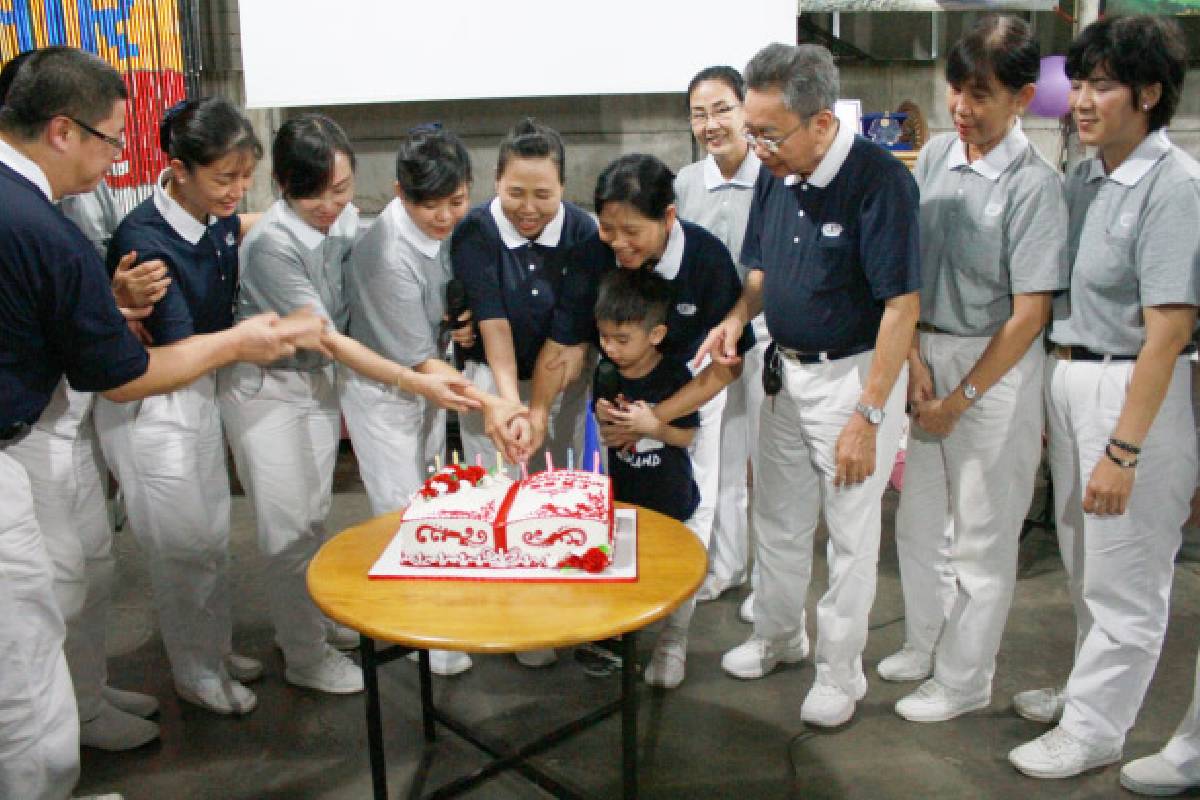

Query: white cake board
left=369, top=508, right=638, bottom=583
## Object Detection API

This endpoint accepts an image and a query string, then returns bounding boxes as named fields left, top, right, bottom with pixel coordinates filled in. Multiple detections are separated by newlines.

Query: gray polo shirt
left=347, top=197, right=450, bottom=368
left=916, top=123, right=1068, bottom=337
left=60, top=180, right=122, bottom=259
left=1050, top=129, right=1200, bottom=354
left=237, top=198, right=358, bottom=370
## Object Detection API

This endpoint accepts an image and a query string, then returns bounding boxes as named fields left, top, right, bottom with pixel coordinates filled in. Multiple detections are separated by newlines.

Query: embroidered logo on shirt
left=1118, top=212, right=1135, bottom=228
left=821, top=223, right=843, bottom=238
left=676, top=302, right=698, bottom=316
left=984, top=202, right=1003, bottom=217
left=225, top=232, right=237, bottom=247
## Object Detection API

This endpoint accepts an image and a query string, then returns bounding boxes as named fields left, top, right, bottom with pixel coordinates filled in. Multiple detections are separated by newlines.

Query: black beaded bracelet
left=1108, top=436, right=1141, bottom=455
left=1105, top=443, right=1138, bottom=469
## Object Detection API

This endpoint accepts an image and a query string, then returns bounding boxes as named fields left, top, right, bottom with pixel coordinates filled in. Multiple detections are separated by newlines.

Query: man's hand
left=483, top=397, right=531, bottom=464
left=907, top=357, right=934, bottom=407
left=692, top=316, right=745, bottom=371
left=445, top=309, right=476, bottom=349
left=273, top=307, right=335, bottom=359
left=527, top=407, right=549, bottom=455
left=913, top=396, right=963, bottom=438
left=834, top=413, right=877, bottom=487
left=1083, top=454, right=1135, bottom=516
left=112, top=251, right=171, bottom=309
left=410, top=372, right=481, bottom=413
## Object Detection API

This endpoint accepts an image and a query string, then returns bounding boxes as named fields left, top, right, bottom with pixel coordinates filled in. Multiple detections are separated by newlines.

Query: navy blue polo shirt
left=550, top=220, right=754, bottom=366
left=107, top=186, right=240, bottom=346
left=742, top=133, right=920, bottom=353
left=598, top=356, right=700, bottom=523
left=450, top=198, right=596, bottom=381
left=0, top=160, right=147, bottom=428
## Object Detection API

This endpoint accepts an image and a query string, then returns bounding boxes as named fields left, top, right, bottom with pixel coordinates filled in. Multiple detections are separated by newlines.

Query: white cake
left=394, top=465, right=614, bottom=570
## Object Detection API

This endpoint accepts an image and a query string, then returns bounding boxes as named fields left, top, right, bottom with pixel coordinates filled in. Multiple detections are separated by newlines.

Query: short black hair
left=0, top=46, right=128, bottom=140
left=0, top=49, right=35, bottom=105
left=594, top=268, right=674, bottom=332
left=272, top=113, right=355, bottom=200
left=395, top=124, right=472, bottom=204
left=496, top=117, right=565, bottom=183
left=159, top=96, right=263, bottom=169
left=686, top=65, right=745, bottom=109
left=1066, top=15, right=1187, bottom=132
left=946, top=15, right=1040, bottom=95
left=593, top=153, right=675, bottom=221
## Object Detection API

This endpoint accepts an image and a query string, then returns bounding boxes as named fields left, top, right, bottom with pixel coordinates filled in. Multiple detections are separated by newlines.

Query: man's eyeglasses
left=742, top=119, right=807, bottom=154
left=69, top=117, right=125, bottom=151
left=689, top=104, right=739, bottom=125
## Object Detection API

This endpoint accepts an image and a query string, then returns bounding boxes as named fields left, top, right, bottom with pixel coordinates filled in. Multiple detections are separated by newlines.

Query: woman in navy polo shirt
left=94, top=97, right=265, bottom=715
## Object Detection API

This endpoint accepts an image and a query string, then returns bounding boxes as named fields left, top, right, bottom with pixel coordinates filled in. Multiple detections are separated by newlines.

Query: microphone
left=593, top=358, right=621, bottom=405
left=444, top=278, right=470, bottom=370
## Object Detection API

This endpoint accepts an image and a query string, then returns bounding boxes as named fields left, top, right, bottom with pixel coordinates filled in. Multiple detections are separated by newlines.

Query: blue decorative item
left=861, top=112, right=911, bottom=151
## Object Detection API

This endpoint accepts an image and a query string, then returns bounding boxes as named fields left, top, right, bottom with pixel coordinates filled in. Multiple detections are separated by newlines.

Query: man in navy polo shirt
left=694, top=43, right=920, bottom=728
left=0, top=47, right=324, bottom=800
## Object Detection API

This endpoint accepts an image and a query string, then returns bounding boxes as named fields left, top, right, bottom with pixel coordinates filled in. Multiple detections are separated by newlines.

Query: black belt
left=0, top=421, right=30, bottom=445
left=1053, top=344, right=1197, bottom=362
left=916, top=321, right=954, bottom=335
left=777, top=342, right=873, bottom=364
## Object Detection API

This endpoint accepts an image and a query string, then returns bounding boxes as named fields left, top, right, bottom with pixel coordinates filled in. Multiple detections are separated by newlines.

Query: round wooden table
left=308, top=502, right=706, bottom=800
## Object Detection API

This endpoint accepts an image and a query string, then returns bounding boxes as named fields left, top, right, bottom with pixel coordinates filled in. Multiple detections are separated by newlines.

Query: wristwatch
left=855, top=401, right=884, bottom=425
left=960, top=381, right=979, bottom=402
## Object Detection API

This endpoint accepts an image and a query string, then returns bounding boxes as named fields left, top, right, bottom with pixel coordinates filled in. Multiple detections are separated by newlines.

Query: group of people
left=2, top=12, right=1199, bottom=800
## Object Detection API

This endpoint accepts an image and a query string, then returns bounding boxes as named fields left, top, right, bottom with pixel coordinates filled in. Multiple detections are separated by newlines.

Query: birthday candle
left=452, top=450, right=460, bottom=465
left=592, top=451, right=600, bottom=473
left=567, top=448, right=574, bottom=470
left=546, top=452, right=554, bottom=472
left=520, top=462, right=529, bottom=480
left=495, top=451, right=503, bottom=475
left=434, top=454, right=442, bottom=471
left=475, top=453, right=483, bottom=468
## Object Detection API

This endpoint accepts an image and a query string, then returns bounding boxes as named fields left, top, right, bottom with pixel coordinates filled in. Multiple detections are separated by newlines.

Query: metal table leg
left=362, top=637, right=388, bottom=800
left=621, top=631, right=638, bottom=800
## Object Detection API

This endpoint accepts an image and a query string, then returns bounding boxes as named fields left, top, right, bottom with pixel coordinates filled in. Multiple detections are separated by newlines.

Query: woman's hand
left=482, top=396, right=531, bottom=464
left=408, top=371, right=481, bottom=413
left=913, top=396, right=963, bottom=438
left=111, top=251, right=172, bottom=309
left=1083, top=454, right=1136, bottom=516
left=908, top=355, right=935, bottom=407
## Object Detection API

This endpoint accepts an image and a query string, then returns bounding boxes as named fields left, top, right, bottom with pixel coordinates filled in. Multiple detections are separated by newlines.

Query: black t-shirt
left=597, top=356, right=700, bottom=523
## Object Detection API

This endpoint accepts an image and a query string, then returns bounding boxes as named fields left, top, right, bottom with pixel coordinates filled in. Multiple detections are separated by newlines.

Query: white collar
left=946, top=118, right=1029, bottom=181
left=1087, top=129, right=1172, bottom=187
left=786, top=117, right=854, bottom=189
left=152, top=169, right=213, bottom=245
left=388, top=197, right=442, bottom=259
left=702, top=148, right=761, bottom=191
left=277, top=199, right=327, bottom=250
left=0, top=135, right=54, bottom=200
left=489, top=195, right=565, bottom=250
left=652, top=219, right=686, bottom=281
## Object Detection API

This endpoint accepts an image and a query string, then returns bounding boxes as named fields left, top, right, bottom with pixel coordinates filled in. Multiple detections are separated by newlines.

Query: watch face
left=963, top=383, right=978, bottom=400
left=868, top=408, right=883, bottom=424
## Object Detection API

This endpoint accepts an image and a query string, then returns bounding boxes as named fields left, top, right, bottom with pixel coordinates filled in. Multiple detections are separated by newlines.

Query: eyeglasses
left=689, top=104, right=740, bottom=125
left=742, top=119, right=807, bottom=153
left=69, top=117, right=125, bottom=151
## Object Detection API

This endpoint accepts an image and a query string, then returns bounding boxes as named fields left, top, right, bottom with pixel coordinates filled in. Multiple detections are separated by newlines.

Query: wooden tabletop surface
left=307, top=503, right=706, bottom=653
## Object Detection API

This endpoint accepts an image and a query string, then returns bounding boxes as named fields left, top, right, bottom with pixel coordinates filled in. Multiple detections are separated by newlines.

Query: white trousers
left=708, top=339, right=768, bottom=586
left=94, top=373, right=234, bottom=687
left=219, top=364, right=341, bottom=667
left=687, top=387, right=728, bottom=553
left=1161, top=646, right=1200, bottom=769
left=0, top=450, right=79, bottom=800
left=894, top=334, right=1044, bottom=693
left=7, top=382, right=113, bottom=722
left=459, top=360, right=590, bottom=476
left=751, top=350, right=906, bottom=693
left=1047, top=355, right=1194, bottom=748
left=341, top=370, right=447, bottom=517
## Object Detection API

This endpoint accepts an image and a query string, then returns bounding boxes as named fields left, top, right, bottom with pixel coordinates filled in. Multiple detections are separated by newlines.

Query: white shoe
left=800, top=673, right=868, bottom=728
left=79, top=702, right=160, bottom=751
left=326, top=623, right=360, bottom=651
left=1013, top=686, right=1066, bottom=723
left=175, top=676, right=257, bottom=715
left=1008, top=726, right=1121, bottom=779
left=721, top=631, right=809, bottom=680
left=696, top=574, right=737, bottom=603
left=895, top=678, right=989, bottom=723
left=515, top=649, right=558, bottom=668
left=407, top=649, right=473, bottom=676
left=225, top=652, right=263, bottom=683
left=644, top=632, right=687, bottom=689
left=1121, top=752, right=1200, bottom=796
left=877, top=645, right=932, bottom=682
left=101, top=685, right=158, bottom=718
left=738, top=592, right=755, bottom=624
left=73, top=794, right=123, bottom=800
left=286, top=647, right=364, bottom=694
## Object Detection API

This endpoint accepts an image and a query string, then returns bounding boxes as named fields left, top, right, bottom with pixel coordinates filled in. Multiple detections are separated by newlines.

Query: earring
left=1142, top=103, right=1150, bottom=111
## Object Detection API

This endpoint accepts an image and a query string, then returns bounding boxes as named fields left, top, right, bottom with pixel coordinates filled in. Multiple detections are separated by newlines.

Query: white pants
left=7, top=382, right=113, bottom=722
left=459, top=360, right=590, bottom=476
left=751, top=350, right=906, bottom=693
left=341, top=370, right=446, bottom=517
left=219, top=364, right=341, bottom=668
left=1047, top=355, right=1194, bottom=748
left=1161, top=647, right=1200, bottom=769
left=708, top=339, right=768, bottom=586
left=0, top=449, right=79, bottom=800
left=687, top=388, right=728, bottom=553
left=894, top=334, right=1044, bottom=693
left=94, top=373, right=234, bottom=687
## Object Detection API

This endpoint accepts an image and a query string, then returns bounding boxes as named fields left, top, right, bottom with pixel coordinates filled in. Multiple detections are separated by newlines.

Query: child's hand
left=596, top=397, right=639, bottom=450
left=608, top=400, right=659, bottom=438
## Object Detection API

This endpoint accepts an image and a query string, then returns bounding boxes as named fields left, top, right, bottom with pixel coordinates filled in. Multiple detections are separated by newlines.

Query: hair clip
left=408, top=121, right=443, bottom=135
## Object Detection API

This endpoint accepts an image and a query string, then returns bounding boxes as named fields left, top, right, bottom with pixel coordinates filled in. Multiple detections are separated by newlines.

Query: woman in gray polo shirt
left=1007, top=16, right=1199, bottom=782
left=884, top=17, right=1068, bottom=725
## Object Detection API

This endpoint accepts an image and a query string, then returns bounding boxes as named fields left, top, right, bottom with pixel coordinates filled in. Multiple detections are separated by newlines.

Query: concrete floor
left=76, top=452, right=1200, bottom=800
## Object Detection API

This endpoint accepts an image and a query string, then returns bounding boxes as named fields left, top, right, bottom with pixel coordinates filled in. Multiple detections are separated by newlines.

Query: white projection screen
left=239, top=0, right=798, bottom=108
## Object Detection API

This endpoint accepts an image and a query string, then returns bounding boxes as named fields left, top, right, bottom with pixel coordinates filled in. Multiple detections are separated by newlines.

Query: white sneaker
left=407, top=649, right=473, bottom=676
left=877, top=645, right=932, bottom=682
left=895, top=678, right=989, bottom=723
left=721, top=631, right=809, bottom=680
left=800, top=673, right=868, bottom=728
left=175, top=676, right=257, bottom=715
left=515, top=649, right=558, bottom=668
left=326, top=623, right=360, bottom=651
left=225, top=652, right=263, bottom=683
left=696, top=574, right=737, bottom=603
left=738, top=592, right=755, bottom=624
left=101, top=685, right=158, bottom=718
left=79, top=702, right=160, bottom=751
left=644, top=632, right=687, bottom=689
left=1121, top=752, right=1200, bottom=796
left=73, top=794, right=123, bottom=799
left=286, top=647, right=364, bottom=694
left=1008, top=726, right=1121, bottom=779
left=1013, top=686, right=1066, bottom=723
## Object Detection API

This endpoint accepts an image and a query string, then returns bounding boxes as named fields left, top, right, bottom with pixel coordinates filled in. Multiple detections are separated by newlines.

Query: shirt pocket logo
left=821, top=222, right=843, bottom=238
left=225, top=232, right=237, bottom=247
left=676, top=302, right=698, bottom=316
